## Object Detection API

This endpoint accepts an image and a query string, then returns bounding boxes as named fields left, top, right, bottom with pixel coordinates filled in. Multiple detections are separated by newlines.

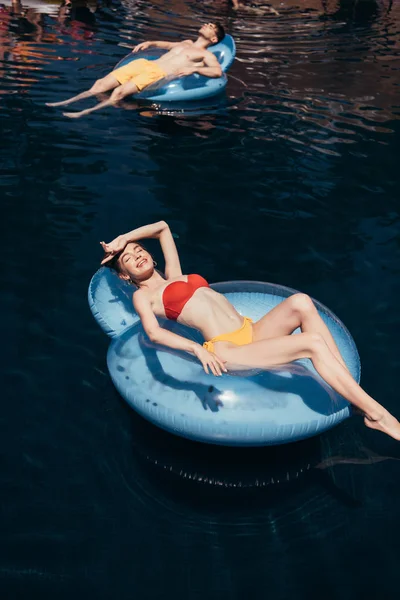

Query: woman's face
left=117, top=243, right=154, bottom=282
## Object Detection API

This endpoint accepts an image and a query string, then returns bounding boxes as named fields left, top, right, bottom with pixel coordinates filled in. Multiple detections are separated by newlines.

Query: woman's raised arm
left=101, top=221, right=182, bottom=278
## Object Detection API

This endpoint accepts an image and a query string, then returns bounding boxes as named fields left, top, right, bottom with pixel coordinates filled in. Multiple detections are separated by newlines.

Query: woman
left=100, top=221, right=400, bottom=441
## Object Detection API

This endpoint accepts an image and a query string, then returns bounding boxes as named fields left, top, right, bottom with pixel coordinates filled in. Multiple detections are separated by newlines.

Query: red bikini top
left=162, top=274, right=209, bottom=320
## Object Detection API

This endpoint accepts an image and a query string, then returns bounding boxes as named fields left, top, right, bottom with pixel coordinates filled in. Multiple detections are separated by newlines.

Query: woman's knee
left=290, top=293, right=315, bottom=316
left=305, top=332, right=325, bottom=355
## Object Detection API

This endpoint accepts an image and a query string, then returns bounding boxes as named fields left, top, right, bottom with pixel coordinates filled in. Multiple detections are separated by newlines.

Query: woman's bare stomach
left=175, top=289, right=245, bottom=341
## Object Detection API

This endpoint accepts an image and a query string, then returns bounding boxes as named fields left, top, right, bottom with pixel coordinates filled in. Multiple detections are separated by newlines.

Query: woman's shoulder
left=133, top=287, right=150, bottom=305
left=132, top=287, right=144, bottom=300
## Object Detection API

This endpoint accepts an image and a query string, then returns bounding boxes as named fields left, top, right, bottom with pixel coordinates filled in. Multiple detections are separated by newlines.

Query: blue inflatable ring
left=113, top=35, right=236, bottom=103
left=88, top=268, right=360, bottom=446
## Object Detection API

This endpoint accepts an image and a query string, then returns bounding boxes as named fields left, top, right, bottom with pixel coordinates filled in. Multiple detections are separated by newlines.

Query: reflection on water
left=130, top=409, right=400, bottom=490
left=0, top=0, right=398, bottom=152
left=1, top=0, right=400, bottom=598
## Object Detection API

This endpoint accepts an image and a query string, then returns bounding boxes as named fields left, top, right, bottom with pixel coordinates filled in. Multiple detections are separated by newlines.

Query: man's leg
left=46, top=73, right=120, bottom=108
left=63, top=80, right=139, bottom=118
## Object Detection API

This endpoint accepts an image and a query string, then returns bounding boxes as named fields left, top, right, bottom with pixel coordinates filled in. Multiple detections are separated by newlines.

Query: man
left=46, top=22, right=225, bottom=119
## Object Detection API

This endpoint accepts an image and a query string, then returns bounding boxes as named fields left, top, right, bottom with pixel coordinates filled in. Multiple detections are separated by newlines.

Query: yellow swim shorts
left=112, top=58, right=166, bottom=91
left=203, top=317, right=253, bottom=354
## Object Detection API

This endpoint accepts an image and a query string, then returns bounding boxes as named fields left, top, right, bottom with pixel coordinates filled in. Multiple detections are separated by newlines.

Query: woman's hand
left=193, top=345, right=228, bottom=376
left=100, top=235, right=128, bottom=264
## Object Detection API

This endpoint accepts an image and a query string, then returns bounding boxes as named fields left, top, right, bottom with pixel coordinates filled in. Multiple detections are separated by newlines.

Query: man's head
left=103, top=242, right=154, bottom=285
left=199, top=22, right=225, bottom=45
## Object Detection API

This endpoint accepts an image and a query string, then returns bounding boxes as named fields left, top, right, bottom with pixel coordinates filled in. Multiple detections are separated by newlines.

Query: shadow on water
left=127, top=404, right=400, bottom=512
left=130, top=411, right=332, bottom=493
left=113, top=406, right=400, bottom=600
left=119, top=92, right=231, bottom=118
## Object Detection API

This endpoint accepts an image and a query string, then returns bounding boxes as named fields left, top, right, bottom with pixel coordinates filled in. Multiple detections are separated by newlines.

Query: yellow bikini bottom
left=203, top=317, right=253, bottom=354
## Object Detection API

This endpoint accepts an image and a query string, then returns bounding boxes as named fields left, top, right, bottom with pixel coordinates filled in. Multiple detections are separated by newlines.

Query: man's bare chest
left=170, top=44, right=205, bottom=62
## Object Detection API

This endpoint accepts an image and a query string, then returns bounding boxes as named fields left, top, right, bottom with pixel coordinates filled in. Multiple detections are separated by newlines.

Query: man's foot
left=46, top=100, right=70, bottom=107
left=364, top=411, right=400, bottom=441
left=63, top=111, right=84, bottom=119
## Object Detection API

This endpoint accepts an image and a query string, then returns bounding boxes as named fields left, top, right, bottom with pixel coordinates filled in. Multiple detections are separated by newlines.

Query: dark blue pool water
left=1, top=0, right=400, bottom=597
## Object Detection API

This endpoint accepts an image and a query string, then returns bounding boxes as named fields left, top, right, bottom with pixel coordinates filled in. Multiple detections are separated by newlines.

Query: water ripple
left=1, top=1, right=400, bottom=597
left=0, top=0, right=398, bottom=155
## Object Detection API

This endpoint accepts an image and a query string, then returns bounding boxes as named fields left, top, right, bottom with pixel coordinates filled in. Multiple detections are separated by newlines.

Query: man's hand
left=176, top=66, right=196, bottom=78
left=133, top=41, right=151, bottom=53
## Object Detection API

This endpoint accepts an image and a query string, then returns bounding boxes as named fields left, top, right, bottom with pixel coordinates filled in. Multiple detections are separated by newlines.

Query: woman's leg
left=63, top=80, right=138, bottom=118
left=253, top=293, right=348, bottom=371
left=46, top=73, right=120, bottom=108
left=216, top=332, right=400, bottom=440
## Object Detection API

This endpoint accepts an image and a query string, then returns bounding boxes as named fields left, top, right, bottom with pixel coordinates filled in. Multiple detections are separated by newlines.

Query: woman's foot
left=364, top=411, right=400, bottom=441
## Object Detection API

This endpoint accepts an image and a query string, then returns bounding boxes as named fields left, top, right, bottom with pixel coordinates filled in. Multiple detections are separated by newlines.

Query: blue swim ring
left=113, top=35, right=236, bottom=103
left=88, top=269, right=360, bottom=447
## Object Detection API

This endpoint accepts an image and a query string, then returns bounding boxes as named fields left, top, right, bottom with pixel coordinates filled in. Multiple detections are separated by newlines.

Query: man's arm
left=193, top=52, right=223, bottom=79
left=133, top=40, right=187, bottom=53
